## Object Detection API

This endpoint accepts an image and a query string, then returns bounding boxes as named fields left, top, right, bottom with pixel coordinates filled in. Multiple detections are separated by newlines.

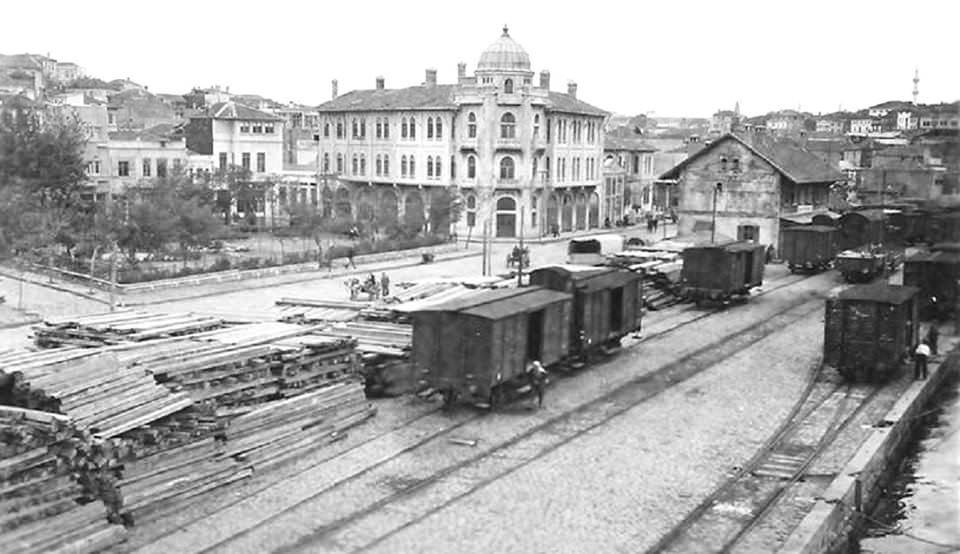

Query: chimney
left=375, top=76, right=385, bottom=90
left=539, top=70, right=551, bottom=90
left=331, top=79, right=338, bottom=100
left=457, top=63, right=466, bottom=83
left=567, top=81, right=578, bottom=98
left=425, top=68, right=437, bottom=87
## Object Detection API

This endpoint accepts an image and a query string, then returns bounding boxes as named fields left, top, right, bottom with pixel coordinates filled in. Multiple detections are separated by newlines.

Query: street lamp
left=711, top=182, right=723, bottom=243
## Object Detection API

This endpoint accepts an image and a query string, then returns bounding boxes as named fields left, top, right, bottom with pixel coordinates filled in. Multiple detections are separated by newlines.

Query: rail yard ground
left=1, top=229, right=949, bottom=553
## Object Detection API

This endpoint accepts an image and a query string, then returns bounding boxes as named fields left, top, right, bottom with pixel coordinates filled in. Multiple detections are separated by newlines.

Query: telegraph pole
left=517, top=208, right=525, bottom=287
left=481, top=219, right=489, bottom=276
left=711, top=183, right=723, bottom=243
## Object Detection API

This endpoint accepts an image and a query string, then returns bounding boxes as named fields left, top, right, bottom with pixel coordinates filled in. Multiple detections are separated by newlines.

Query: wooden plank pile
left=34, top=310, right=225, bottom=348
left=115, top=381, right=374, bottom=522
left=314, top=322, right=414, bottom=397
left=276, top=305, right=360, bottom=324
left=607, top=249, right=685, bottom=311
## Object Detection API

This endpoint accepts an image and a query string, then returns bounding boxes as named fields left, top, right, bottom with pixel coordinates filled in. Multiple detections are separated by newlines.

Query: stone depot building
left=314, top=27, right=610, bottom=239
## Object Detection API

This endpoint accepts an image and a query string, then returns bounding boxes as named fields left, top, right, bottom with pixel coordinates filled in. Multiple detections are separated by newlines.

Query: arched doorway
left=357, top=189, right=375, bottom=223
left=335, top=187, right=351, bottom=219
left=321, top=186, right=333, bottom=217
left=561, top=194, right=573, bottom=232
left=588, top=192, right=600, bottom=228
left=575, top=193, right=587, bottom=231
left=496, top=196, right=517, bottom=238
left=404, top=191, right=425, bottom=231
left=546, top=194, right=559, bottom=234
left=379, top=189, right=399, bottom=225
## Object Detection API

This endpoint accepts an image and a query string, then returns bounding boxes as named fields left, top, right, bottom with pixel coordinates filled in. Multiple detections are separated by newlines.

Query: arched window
left=351, top=154, right=358, bottom=175
left=427, top=156, right=434, bottom=178
left=427, top=117, right=434, bottom=139
left=534, top=114, right=540, bottom=137
left=468, top=112, right=477, bottom=138
left=323, top=122, right=330, bottom=138
left=435, top=157, right=441, bottom=179
left=466, top=194, right=477, bottom=227
left=409, top=117, right=416, bottom=139
left=375, top=155, right=382, bottom=176
left=351, top=118, right=358, bottom=138
left=360, top=118, right=366, bottom=138
left=322, top=153, right=330, bottom=173
left=435, top=118, right=442, bottom=139
left=336, top=153, right=343, bottom=173
left=383, top=118, right=389, bottom=138
left=467, top=195, right=477, bottom=210
left=383, top=154, right=390, bottom=176
left=500, top=113, right=516, bottom=139
left=409, top=156, right=416, bottom=176
left=532, top=157, right=538, bottom=178
left=467, top=155, right=476, bottom=179
left=375, top=118, right=382, bottom=139
left=336, top=121, right=343, bottom=138
left=500, top=156, right=515, bottom=180
left=504, top=78, right=513, bottom=94
left=401, top=118, right=408, bottom=139
left=732, top=158, right=740, bottom=171
left=720, top=157, right=728, bottom=171
left=450, top=155, right=455, bottom=178
left=360, top=153, right=366, bottom=175
left=401, top=155, right=408, bottom=177
left=496, top=196, right=516, bottom=211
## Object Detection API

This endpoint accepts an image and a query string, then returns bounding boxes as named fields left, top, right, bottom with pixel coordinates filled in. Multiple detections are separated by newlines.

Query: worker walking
left=926, top=324, right=940, bottom=356
left=380, top=272, right=390, bottom=298
left=914, top=341, right=931, bottom=380
left=527, top=360, right=548, bottom=409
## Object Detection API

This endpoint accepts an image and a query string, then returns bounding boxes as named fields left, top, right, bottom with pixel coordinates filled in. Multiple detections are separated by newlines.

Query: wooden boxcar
left=780, top=226, right=839, bottom=273
left=835, top=249, right=890, bottom=283
left=887, top=209, right=929, bottom=245
left=824, top=284, right=919, bottom=382
left=928, top=212, right=960, bottom=245
left=679, top=241, right=765, bottom=303
left=412, top=287, right=573, bottom=407
left=529, top=265, right=644, bottom=353
left=903, top=248, right=960, bottom=320
left=839, top=209, right=886, bottom=251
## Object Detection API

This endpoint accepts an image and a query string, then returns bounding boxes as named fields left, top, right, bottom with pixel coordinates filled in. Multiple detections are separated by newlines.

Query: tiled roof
left=0, top=54, right=42, bottom=70
left=317, top=85, right=458, bottom=112
left=658, top=132, right=845, bottom=184
left=108, top=123, right=182, bottom=142
left=315, top=85, right=608, bottom=116
left=198, top=101, right=282, bottom=121
left=604, top=135, right=656, bottom=152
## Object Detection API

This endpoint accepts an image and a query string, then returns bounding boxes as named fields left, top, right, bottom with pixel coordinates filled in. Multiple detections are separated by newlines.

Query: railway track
left=258, top=291, right=828, bottom=553
left=645, top=378, right=881, bottom=554
left=142, top=271, right=825, bottom=553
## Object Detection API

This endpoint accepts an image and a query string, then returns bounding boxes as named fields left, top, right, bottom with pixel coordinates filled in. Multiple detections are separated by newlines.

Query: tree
left=427, top=186, right=463, bottom=238
left=0, top=106, right=89, bottom=258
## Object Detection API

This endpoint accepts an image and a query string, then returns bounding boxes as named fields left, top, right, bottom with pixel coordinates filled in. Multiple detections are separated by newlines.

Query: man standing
left=346, top=246, right=357, bottom=269
left=380, top=272, right=390, bottom=298
left=914, top=341, right=931, bottom=380
left=527, top=360, right=548, bottom=409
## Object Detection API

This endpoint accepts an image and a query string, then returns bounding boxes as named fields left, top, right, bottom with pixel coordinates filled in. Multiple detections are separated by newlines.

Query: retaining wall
left=780, top=349, right=960, bottom=553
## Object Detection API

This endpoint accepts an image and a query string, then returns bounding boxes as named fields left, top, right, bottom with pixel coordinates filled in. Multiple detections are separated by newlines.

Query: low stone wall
left=780, top=352, right=960, bottom=554
left=28, top=243, right=461, bottom=295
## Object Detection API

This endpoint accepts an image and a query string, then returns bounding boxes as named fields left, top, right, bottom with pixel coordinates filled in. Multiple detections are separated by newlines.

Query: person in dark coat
left=527, top=360, right=548, bottom=409
left=926, top=324, right=940, bottom=356
left=380, top=272, right=390, bottom=298
left=346, top=246, right=357, bottom=269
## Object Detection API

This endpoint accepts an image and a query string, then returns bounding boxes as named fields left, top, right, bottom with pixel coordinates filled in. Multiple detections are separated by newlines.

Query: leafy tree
left=427, top=186, right=463, bottom=237
left=65, top=76, right=121, bottom=90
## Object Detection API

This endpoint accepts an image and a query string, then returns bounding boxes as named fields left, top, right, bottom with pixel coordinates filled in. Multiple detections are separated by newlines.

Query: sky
left=2, top=0, right=958, bottom=118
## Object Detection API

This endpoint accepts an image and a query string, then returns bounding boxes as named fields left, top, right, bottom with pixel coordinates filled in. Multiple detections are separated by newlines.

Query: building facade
left=659, top=133, right=844, bottom=250
left=603, top=136, right=657, bottom=213
left=313, top=28, right=609, bottom=239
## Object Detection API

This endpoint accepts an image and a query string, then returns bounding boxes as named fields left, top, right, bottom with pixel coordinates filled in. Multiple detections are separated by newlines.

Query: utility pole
left=711, top=183, right=723, bottom=243
left=109, top=242, right=119, bottom=312
left=517, top=208, right=525, bottom=287
left=481, top=219, right=489, bottom=276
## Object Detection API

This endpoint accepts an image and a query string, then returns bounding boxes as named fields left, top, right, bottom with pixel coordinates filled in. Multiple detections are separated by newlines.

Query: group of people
left=346, top=272, right=390, bottom=301
left=912, top=324, right=940, bottom=380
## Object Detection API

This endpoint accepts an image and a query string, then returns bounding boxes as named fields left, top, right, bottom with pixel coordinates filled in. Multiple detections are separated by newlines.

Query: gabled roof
left=197, top=101, right=282, bottom=121
left=461, top=289, right=571, bottom=320
left=108, top=123, right=183, bottom=142
left=546, top=92, right=608, bottom=116
left=604, top=135, right=656, bottom=152
left=317, top=85, right=458, bottom=112
left=0, top=54, right=42, bottom=70
left=658, top=133, right=845, bottom=185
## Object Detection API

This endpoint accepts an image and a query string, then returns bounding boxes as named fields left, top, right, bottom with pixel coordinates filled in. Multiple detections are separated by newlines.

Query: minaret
left=734, top=100, right=740, bottom=116
left=912, top=68, right=919, bottom=105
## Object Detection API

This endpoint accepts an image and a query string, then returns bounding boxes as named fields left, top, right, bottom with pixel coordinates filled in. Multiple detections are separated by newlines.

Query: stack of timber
left=607, top=249, right=685, bottom=310
left=315, top=322, right=413, bottom=397
left=274, top=297, right=365, bottom=324
left=34, top=310, right=225, bottom=349
left=116, top=381, right=374, bottom=521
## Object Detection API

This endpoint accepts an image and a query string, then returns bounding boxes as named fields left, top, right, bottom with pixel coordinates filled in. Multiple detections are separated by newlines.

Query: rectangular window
left=241, top=153, right=251, bottom=171
left=257, top=152, right=265, bottom=173
left=172, top=158, right=183, bottom=172
left=240, top=123, right=250, bottom=133
left=252, top=124, right=263, bottom=134
left=264, top=124, right=274, bottom=134
left=157, top=158, right=167, bottom=178
left=142, top=158, right=151, bottom=177
left=219, top=153, right=228, bottom=170
left=118, top=161, right=129, bottom=177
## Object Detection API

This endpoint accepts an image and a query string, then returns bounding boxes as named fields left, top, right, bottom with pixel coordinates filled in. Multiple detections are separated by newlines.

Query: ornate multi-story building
left=314, top=27, right=609, bottom=239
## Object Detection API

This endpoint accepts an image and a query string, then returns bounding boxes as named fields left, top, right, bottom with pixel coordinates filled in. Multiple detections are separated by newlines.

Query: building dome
left=477, top=26, right=531, bottom=72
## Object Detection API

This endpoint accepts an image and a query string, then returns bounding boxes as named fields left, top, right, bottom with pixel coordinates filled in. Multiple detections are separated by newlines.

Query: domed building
left=314, top=27, right=610, bottom=240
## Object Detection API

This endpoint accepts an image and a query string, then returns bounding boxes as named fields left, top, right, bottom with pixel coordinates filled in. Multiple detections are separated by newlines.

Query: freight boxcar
left=888, top=209, right=929, bottom=245
left=928, top=212, right=960, bottom=245
left=412, top=287, right=573, bottom=408
left=903, top=247, right=960, bottom=320
left=780, top=225, right=839, bottom=273
left=529, top=265, right=644, bottom=354
left=835, top=249, right=891, bottom=283
left=823, top=284, right=919, bottom=382
left=679, top=241, right=765, bottom=304
left=839, top=209, right=886, bottom=251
